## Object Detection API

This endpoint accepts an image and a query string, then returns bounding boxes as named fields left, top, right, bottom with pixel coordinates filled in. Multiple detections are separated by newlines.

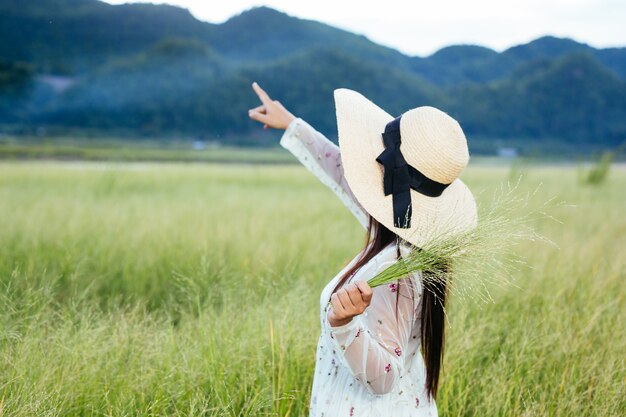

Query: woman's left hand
left=328, top=281, right=373, bottom=327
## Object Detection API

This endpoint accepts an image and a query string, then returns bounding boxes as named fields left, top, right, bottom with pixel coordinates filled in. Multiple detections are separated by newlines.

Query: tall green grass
left=578, top=151, right=614, bottom=185
left=0, top=161, right=624, bottom=416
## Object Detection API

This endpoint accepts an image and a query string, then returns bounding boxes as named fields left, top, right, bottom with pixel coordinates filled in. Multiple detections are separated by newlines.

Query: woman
left=248, top=82, right=477, bottom=417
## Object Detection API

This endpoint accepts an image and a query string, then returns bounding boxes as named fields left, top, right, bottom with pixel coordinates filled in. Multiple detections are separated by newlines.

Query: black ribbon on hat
left=375, top=115, right=451, bottom=228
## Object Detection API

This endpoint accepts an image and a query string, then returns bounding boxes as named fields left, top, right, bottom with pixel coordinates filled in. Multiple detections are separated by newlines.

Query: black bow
left=375, top=115, right=450, bottom=228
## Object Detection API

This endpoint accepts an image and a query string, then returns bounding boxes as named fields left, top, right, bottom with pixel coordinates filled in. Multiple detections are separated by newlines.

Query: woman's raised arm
left=248, top=82, right=368, bottom=229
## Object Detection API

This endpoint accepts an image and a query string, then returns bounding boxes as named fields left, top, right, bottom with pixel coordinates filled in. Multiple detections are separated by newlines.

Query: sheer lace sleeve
left=279, top=117, right=369, bottom=229
left=324, top=258, right=422, bottom=396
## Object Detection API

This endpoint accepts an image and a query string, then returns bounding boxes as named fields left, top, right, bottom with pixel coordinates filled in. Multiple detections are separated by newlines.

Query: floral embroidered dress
left=280, top=118, right=438, bottom=417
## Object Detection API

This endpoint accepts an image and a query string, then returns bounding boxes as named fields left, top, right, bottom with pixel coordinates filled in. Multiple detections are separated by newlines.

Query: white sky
left=103, top=0, right=626, bottom=56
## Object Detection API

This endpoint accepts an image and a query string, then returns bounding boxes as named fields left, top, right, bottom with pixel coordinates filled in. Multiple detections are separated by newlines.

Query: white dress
left=280, top=118, right=438, bottom=417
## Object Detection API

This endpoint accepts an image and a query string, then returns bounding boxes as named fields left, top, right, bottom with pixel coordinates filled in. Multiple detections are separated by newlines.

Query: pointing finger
left=252, top=81, right=272, bottom=105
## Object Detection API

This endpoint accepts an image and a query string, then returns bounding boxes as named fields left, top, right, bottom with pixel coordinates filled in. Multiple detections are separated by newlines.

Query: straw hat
left=334, top=88, right=477, bottom=248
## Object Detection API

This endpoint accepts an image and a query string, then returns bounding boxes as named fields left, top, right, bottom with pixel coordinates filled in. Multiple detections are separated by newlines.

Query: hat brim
left=334, top=88, right=477, bottom=248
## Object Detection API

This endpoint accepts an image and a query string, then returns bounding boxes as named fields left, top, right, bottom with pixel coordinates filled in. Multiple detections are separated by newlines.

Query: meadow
left=0, top=160, right=624, bottom=416
left=0, top=140, right=293, bottom=164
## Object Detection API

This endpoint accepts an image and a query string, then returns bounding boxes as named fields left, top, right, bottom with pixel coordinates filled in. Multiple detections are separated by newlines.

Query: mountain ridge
left=1, top=0, right=625, bottom=152
left=2, top=0, right=624, bottom=79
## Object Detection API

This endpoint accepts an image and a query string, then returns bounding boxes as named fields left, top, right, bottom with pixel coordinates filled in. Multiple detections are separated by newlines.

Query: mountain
left=0, top=0, right=104, bottom=13
left=210, top=6, right=411, bottom=69
left=503, top=36, right=593, bottom=61
left=36, top=38, right=227, bottom=133
left=409, top=36, right=626, bottom=86
left=409, top=45, right=513, bottom=85
left=37, top=46, right=443, bottom=136
left=448, top=53, right=626, bottom=147
left=512, top=53, right=626, bottom=146
left=0, top=1, right=410, bottom=73
left=0, top=0, right=213, bottom=73
left=503, top=36, right=626, bottom=80
left=1, top=0, right=625, bottom=153
left=224, top=47, right=445, bottom=134
left=6, top=0, right=622, bottom=84
left=595, top=47, right=626, bottom=79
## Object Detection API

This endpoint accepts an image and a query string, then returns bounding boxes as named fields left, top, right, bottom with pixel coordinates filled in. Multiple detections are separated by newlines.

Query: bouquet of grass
left=366, top=180, right=559, bottom=304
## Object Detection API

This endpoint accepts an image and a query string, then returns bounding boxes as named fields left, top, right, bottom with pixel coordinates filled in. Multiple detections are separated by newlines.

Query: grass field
left=0, top=160, right=624, bottom=416
left=0, top=140, right=294, bottom=164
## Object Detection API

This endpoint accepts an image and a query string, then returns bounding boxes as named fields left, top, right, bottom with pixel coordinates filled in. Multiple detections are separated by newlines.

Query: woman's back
left=275, top=116, right=436, bottom=415
left=248, top=82, right=475, bottom=416
left=310, top=241, right=436, bottom=416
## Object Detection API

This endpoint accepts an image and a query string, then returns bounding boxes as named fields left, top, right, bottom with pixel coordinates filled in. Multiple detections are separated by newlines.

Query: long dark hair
left=330, top=215, right=449, bottom=399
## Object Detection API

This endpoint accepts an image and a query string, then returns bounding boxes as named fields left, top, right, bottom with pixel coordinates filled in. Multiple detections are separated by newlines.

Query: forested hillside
left=1, top=0, right=625, bottom=152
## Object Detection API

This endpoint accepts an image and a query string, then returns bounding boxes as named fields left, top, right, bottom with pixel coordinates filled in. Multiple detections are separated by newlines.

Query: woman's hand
left=328, top=281, right=373, bottom=327
left=248, top=81, right=296, bottom=130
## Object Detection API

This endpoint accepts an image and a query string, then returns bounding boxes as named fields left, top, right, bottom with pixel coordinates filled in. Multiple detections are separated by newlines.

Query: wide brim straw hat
left=334, top=88, right=478, bottom=248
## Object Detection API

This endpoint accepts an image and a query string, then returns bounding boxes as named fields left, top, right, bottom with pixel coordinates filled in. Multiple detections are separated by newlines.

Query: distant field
left=1, top=137, right=622, bottom=165
left=0, top=139, right=294, bottom=164
left=0, top=161, right=624, bottom=416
